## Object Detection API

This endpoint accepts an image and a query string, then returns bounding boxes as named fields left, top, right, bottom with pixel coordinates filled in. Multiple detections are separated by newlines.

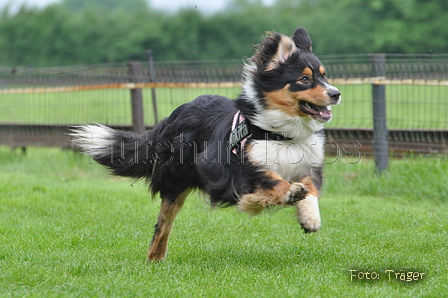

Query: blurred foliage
left=62, top=0, right=148, bottom=13
left=0, top=0, right=447, bottom=66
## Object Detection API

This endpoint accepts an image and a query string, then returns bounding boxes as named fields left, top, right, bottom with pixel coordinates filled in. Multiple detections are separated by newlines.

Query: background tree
left=0, top=0, right=446, bottom=66
left=62, top=0, right=148, bottom=13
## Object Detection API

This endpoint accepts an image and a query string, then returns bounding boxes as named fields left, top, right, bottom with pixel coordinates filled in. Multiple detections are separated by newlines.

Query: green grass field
left=0, top=146, right=447, bottom=297
left=1, top=84, right=447, bottom=129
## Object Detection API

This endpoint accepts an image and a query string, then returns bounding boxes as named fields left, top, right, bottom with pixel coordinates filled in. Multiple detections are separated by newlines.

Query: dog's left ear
left=254, top=32, right=298, bottom=70
left=293, top=27, right=312, bottom=52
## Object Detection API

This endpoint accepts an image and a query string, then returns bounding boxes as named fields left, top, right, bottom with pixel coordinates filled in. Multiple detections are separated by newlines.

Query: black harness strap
left=248, top=121, right=293, bottom=142
left=229, top=111, right=293, bottom=155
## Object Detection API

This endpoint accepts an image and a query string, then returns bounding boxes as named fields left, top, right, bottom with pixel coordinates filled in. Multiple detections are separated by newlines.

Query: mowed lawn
left=0, top=147, right=447, bottom=297
left=0, top=84, right=447, bottom=129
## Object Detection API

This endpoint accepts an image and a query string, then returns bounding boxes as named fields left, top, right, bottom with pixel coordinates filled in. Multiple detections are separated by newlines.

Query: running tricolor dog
left=71, top=27, right=341, bottom=261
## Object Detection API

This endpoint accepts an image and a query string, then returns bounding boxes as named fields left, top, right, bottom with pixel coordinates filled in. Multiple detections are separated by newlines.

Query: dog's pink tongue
left=316, top=106, right=332, bottom=122
left=320, top=107, right=332, bottom=118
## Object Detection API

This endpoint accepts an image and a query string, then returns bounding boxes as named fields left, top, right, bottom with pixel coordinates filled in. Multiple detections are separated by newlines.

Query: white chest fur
left=247, top=133, right=325, bottom=181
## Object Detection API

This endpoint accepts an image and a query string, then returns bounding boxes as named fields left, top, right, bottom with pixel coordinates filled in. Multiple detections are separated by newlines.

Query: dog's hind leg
left=147, top=189, right=190, bottom=261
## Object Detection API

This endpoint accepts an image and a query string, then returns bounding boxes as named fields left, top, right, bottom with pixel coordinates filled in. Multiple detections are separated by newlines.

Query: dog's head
left=244, top=28, right=340, bottom=124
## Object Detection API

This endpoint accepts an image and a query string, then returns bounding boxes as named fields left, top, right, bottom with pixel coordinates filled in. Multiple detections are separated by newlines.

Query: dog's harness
left=229, top=111, right=251, bottom=155
left=229, top=110, right=292, bottom=155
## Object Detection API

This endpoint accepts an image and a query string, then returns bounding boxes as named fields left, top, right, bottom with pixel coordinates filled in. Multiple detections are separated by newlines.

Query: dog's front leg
left=237, top=170, right=307, bottom=215
left=296, top=176, right=321, bottom=232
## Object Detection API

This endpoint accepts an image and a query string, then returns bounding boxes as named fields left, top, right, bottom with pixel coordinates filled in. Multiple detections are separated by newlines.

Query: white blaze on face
left=322, top=82, right=341, bottom=105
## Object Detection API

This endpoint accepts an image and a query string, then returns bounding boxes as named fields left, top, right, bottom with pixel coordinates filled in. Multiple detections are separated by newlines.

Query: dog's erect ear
left=274, top=35, right=297, bottom=64
left=256, top=32, right=297, bottom=70
left=293, top=27, right=312, bottom=52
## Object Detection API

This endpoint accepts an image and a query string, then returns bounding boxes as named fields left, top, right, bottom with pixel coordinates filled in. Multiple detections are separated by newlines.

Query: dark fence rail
left=2, top=54, right=448, bottom=86
left=0, top=60, right=244, bottom=87
left=0, top=54, right=447, bottom=161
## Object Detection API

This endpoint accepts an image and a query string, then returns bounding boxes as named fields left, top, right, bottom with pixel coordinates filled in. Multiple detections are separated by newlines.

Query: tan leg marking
left=238, top=171, right=307, bottom=215
left=147, top=189, right=190, bottom=261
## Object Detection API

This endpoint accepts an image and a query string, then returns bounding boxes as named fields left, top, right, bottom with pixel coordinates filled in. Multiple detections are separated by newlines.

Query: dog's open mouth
left=299, top=101, right=332, bottom=122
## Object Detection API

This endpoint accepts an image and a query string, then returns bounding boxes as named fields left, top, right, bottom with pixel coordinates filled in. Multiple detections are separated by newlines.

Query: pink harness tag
left=230, top=111, right=252, bottom=155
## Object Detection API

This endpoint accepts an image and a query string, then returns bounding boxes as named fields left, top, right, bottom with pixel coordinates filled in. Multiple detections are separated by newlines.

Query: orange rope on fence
left=1, top=78, right=447, bottom=95
left=371, top=79, right=448, bottom=86
left=0, top=82, right=244, bottom=94
left=329, top=78, right=448, bottom=86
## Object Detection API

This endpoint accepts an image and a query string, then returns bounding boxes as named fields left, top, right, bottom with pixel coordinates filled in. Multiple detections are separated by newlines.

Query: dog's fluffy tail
left=70, top=124, right=154, bottom=179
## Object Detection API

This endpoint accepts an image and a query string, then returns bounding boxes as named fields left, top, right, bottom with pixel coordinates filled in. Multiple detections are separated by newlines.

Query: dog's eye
left=299, top=76, right=311, bottom=84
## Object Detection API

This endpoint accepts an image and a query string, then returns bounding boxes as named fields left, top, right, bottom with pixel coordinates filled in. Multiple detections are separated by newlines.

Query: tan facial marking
left=293, top=85, right=330, bottom=107
left=302, top=67, right=313, bottom=77
left=263, top=84, right=299, bottom=117
left=264, top=83, right=333, bottom=117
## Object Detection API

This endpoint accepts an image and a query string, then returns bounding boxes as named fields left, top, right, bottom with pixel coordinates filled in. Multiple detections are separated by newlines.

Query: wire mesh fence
left=0, top=54, right=447, bottom=156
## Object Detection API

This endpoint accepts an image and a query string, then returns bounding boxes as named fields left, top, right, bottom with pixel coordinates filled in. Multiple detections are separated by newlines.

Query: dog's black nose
left=328, top=89, right=341, bottom=102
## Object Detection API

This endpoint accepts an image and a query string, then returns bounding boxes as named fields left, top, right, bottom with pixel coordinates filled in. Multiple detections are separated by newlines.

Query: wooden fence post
left=146, top=50, right=159, bottom=125
left=128, top=61, right=145, bottom=134
left=371, top=53, right=388, bottom=174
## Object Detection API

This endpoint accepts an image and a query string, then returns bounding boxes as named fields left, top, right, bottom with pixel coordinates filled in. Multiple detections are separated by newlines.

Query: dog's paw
left=297, top=195, right=321, bottom=232
left=286, top=182, right=307, bottom=205
left=300, top=217, right=321, bottom=233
